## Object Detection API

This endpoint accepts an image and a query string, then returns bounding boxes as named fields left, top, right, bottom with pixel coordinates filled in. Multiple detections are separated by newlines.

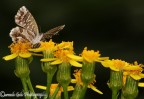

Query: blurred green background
left=1, top=0, right=144, bottom=99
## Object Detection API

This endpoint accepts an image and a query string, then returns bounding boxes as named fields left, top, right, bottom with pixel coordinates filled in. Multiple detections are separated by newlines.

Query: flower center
left=113, top=59, right=127, bottom=70
left=9, top=41, right=31, bottom=54
left=81, top=47, right=100, bottom=62
left=40, top=39, right=56, bottom=51
left=54, top=49, right=74, bottom=62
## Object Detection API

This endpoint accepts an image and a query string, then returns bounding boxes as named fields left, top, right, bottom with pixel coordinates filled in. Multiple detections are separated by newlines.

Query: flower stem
left=79, top=83, right=88, bottom=99
left=112, top=89, right=118, bottom=99
left=21, top=78, right=29, bottom=99
left=63, top=84, right=68, bottom=99
left=44, top=73, right=53, bottom=99
left=26, top=76, right=38, bottom=99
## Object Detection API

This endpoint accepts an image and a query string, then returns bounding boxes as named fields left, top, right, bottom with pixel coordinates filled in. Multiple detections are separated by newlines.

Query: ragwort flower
left=41, top=41, right=83, bottom=67
left=3, top=41, right=32, bottom=60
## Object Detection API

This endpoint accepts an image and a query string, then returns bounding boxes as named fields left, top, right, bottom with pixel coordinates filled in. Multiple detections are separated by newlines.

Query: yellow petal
left=67, top=54, right=83, bottom=61
left=138, top=82, right=144, bottom=87
left=71, top=79, right=77, bottom=83
left=124, top=66, right=142, bottom=71
left=130, top=74, right=142, bottom=80
left=83, top=56, right=93, bottom=63
left=51, top=59, right=63, bottom=65
left=41, top=58, right=57, bottom=62
left=95, top=57, right=109, bottom=61
left=29, top=48, right=44, bottom=52
left=88, top=84, right=103, bottom=94
left=101, top=60, right=113, bottom=68
left=139, top=73, right=144, bottom=78
left=67, top=86, right=74, bottom=91
left=36, top=85, right=46, bottom=90
left=3, top=53, right=18, bottom=61
left=19, top=53, right=32, bottom=58
left=110, top=65, right=119, bottom=71
left=69, top=60, right=82, bottom=67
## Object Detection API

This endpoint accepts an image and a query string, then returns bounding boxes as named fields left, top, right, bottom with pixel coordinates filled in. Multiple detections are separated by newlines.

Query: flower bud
left=121, top=76, right=138, bottom=99
left=14, top=56, right=30, bottom=78
left=109, top=70, right=123, bottom=91
left=57, top=62, right=71, bottom=86
left=81, top=61, right=95, bottom=84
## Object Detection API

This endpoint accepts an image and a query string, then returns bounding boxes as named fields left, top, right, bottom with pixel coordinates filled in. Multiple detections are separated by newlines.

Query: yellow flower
left=36, top=84, right=74, bottom=96
left=81, top=47, right=108, bottom=63
left=29, top=39, right=56, bottom=52
left=3, top=41, right=32, bottom=60
left=123, top=61, right=144, bottom=81
left=41, top=41, right=83, bottom=67
left=56, top=41, right=73, bottom=51
left=71, top=69, right=103, bottom=94
left=101, top=59, right=129, bottom=71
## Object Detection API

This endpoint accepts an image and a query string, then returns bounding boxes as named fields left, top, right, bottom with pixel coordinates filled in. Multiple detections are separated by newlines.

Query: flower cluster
left=3, top=36, right=144, bottom=99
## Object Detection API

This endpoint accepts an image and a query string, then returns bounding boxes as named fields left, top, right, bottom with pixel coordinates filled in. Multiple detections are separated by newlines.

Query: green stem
left=63, top=84, right=68, bottom=99
left=21, top=78, right=29, bottom=99
left=47, top=73, right=53, bottom=97
left=49, top=84, right=60, bottom=99
left=27, top=76, right=38, bottom=99
left=43, top=73, right=53, bottom=99
left=79, top=83, right=88, bottom=99
left=112, top=89, right=118, bottom=99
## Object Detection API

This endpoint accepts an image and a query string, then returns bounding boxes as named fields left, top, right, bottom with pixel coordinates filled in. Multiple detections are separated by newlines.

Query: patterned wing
left=9, top=26, right=36, bottom=43
left=41, top=25, right=65, bottom=41
left=15, top=6, right=39, bottom=36
left=9, top=27, right=28, bottom=42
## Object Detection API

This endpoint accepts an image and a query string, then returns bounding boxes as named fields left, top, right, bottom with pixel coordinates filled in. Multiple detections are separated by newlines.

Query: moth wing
left=9, top=26, right=35, bottom=43
left=41, top=25, right=65, bottom=41
left=15, top=6, right=39, bottom=37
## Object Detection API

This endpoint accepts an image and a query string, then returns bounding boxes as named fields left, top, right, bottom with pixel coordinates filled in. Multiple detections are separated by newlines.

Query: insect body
left=10, top=6, right=65, bottom=48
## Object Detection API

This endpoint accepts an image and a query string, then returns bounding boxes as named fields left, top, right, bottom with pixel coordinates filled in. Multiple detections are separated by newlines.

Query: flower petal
left=51, top=59, right=63, bottom=65
left=41, top=58, right=57, bottom=62
left=110, top=65, right=119, bottom=71
left=69, top=60, right=82, bottom=67
left=124, top=66, right=142, bottom=71
left=3, top=53, right=18, bottom=61
left=88, top=84, right=103, bottom=94
left=36, top=85, right=46, bottom=90
left=67, top=54, right=83, bottom=61
left=130, top=74, right=142, bottom=80
left=29, top=48, right=44, bottom=52
left=19, top=53, right=32, bottom=58
left=138, top=82, right=144, bottom=87
left=139, top=73, right=144, bottom=78
left=83, top=56, right=93, bottom=63
left=67, top=86, right=74, bottom=91
left=101, top=60, right=113, bottom=68
left=71, top=79, right=77, bottom=83
left=95, top=57, right=109, bottom=61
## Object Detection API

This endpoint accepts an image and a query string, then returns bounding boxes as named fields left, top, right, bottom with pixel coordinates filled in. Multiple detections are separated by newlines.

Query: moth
left=9, top=6, right=65, bottom=48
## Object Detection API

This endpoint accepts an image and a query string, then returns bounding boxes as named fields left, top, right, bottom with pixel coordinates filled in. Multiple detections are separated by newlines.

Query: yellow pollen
left=40, top=39, right=55, bottom=51
left=73, top=69, right=83, bottom=85
left=82, top=47, right=100, bottom=62
left=57, top=41, right=73, bottom=50
left=9, top=41, right=31, bottom=54
left=113, top=59, right=126, bottom=70
left=54, top=49, right=74, bottom=62
left=50, top=84, right=62, bottom=96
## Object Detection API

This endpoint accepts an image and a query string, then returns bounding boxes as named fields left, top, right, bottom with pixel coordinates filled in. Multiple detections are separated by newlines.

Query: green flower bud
left=121, top=76, right=138, bottom=99
left=81, top=61, right=95, bottom=84
left=109, top=70, right=123, bottom=90
left=57, top=62, right=71, bottom=86
left=42, top=50, right=57, bottom=73
left=14, top=56, right=30, bottom=78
